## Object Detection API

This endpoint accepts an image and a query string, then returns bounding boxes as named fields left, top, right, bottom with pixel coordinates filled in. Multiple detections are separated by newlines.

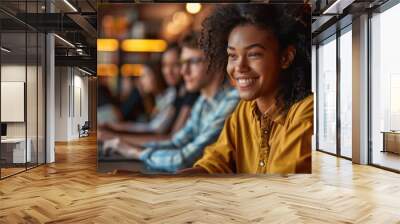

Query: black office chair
left=79, top=121, right=90, bottom=138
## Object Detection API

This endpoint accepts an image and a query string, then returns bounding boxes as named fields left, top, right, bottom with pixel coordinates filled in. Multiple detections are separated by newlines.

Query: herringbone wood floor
left=1, top=135, right=400, bottom=223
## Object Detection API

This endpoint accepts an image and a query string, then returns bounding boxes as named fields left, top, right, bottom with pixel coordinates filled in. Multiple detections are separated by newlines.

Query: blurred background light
left=121, top=39, right=167, bottom=52
left=97, top=39, right=119, bottom=52
left=172, top=11, right=190, bottom=26
left=97, top=64, right=119, bottom=76
left=121, top=64, right=143, bottom=77
left=186, top=3, right=202, bottom=14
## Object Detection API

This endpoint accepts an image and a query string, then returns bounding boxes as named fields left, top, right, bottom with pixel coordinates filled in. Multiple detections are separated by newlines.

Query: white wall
left=1, top=64, right=46, bottom=164
left=76, top=71, right=89, bottom=139
left=55, top=67, right=89, bottom=141
left=1, top=65, right=31, bottom=137
left=55, top=66, right=69, bottom=141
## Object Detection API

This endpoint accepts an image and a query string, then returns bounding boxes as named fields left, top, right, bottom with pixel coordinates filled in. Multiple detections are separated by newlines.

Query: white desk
left=1, top=138, right=31, bottom=163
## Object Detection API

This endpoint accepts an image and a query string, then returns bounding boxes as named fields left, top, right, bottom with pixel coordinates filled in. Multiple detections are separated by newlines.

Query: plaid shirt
left=139, top=86, right=239, bottom=172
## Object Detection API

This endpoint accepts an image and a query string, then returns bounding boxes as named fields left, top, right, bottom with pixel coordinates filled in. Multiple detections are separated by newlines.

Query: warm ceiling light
left=121, top=39, right=167, bottom=52
left=1, top=47, right=11, bottom=53
left=54, top=34, right=75, bottom=48
left=97, top=39, right=119, bottom=52
left=121, top=64, right=143, bottom=77
left=186, top=3, right=201, bottom=14
left=172, top=11, right=190, bottom=25
left=166, top=22, right=181, bottom=36
left=97, top=64, right=118, bottom=77
left=63, top=0, right=78, bottom=12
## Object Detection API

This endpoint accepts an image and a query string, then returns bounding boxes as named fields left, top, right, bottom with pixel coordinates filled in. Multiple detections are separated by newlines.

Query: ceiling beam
left=55, top=55, right=96, bottom=69
left=67, top=13, right=97, bottom=41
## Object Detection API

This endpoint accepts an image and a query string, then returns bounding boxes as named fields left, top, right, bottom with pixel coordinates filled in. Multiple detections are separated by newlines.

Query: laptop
left=97, top=140, right=169, bottom=175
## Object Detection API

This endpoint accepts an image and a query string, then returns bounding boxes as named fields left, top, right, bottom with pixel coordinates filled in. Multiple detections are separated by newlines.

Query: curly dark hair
left=200, top=4, right=311, bottom=111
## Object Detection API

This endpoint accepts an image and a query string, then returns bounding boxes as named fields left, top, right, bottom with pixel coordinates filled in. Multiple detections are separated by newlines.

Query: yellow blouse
left=194, top=95, right=313, bottom=174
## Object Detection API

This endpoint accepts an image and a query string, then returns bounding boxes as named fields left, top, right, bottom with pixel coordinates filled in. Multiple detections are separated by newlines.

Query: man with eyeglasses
left=106, top=32, right=239, bottom=173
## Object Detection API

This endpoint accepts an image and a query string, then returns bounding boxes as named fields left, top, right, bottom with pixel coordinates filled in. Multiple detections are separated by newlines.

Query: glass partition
left=370, top=3, right=400, bottom=171
left=0, top=1, right=46, bottom=179
left=27, top=30, right=38, bottom=169
left=339, top=27, right=352, bottom=158
left=1, top=30, right=28, bottom=177
left=38, top=32, right=45, bottom=165
left=317, top=35, right=337, bottom=154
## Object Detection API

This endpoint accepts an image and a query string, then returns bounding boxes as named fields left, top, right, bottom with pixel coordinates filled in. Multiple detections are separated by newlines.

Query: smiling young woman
left=178, top=4, right=313, bottom=174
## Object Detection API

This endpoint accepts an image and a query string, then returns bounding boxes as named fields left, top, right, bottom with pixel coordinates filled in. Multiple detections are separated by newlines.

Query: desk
left=97, top=160, right=170, bottom=175
left=1, top=138, right=31, bottom=163
left=382, top=131, right=400, bottom=154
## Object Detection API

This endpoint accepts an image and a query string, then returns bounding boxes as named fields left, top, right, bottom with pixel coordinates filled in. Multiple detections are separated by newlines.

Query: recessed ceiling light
left=54, top=34, right=75, bottom=48
left=63, top=0, right=78, bottom=12
left=1, top=47, right=11, bottom=53
left=322, top=0, right=354, bottom=15
left=78, top=67, right=93, bottom=76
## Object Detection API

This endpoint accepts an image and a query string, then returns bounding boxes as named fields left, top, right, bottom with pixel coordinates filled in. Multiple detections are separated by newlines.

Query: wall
left=1, top=65, right=39, bottom=138
left=55, top=66, right=69, bottom=141
left=55, top=67, right=89, bottom=141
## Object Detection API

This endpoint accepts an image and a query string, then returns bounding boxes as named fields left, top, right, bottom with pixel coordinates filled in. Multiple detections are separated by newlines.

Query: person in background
left=118, top=77, right=154, bottom=123
left=97, top=76, right=122, bottom=124
left=105, top=44, right=199, bottom=135
left=159, top=43, right=200, bottom=134
left=104, top=61, right=174, bottom=134
left=179, top=4, right=313, bottom=174
left=105, top=32, right=239, bottom=172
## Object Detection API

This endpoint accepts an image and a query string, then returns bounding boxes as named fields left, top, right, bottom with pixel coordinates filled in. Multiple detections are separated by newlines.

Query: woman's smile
left=235, top=76, right=259, bottom=89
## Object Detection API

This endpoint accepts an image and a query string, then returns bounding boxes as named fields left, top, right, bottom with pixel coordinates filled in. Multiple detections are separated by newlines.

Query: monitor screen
left=1, top=123, right=7, bottom=137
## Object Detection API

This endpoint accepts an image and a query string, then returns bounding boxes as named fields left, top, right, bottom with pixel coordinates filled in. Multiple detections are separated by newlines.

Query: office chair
left=79, top=121, right=90, bottom=138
